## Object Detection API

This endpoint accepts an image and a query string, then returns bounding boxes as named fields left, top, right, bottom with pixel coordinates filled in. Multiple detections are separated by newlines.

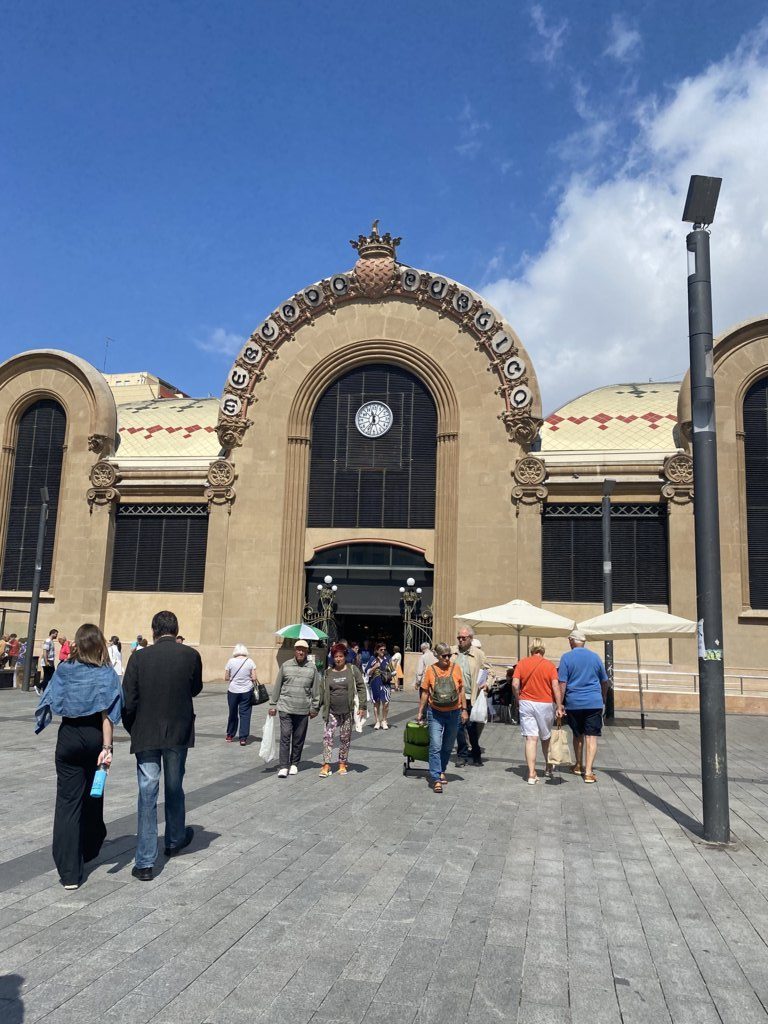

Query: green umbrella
left=275, top=623, right=328, bottom=642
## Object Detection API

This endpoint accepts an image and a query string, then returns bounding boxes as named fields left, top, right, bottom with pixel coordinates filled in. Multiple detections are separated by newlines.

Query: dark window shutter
left=308, top=364, right=437, bottom=528
left=1, top=400, right=66, bottom=591
left=110, top=505, right=208, bottom=592
left=744, top=378, right=768, bottom=607
left=542, top=504, right=668, bottom=604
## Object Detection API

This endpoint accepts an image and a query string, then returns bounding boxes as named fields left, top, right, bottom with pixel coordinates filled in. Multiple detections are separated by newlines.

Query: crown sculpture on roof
left=350, top=220, right=402, bottom=299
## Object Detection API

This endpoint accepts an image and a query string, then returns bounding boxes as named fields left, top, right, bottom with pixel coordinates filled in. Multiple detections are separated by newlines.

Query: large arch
left=276, top=340, right=461, bottom=640
left=215, top=227, right=542, bottom=454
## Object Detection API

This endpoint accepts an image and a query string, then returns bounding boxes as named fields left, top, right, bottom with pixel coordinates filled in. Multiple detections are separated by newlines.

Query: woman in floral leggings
left=319, top=643, right=367, bottom=777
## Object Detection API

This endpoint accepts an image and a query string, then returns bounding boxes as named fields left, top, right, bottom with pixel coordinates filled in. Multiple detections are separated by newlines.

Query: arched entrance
left=305, top=542, right=433, bottom=650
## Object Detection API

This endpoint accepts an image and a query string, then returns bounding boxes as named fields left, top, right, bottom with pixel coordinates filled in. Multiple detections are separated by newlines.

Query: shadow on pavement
left=605, top=769, right=703, bottom=837
left=0, top=972, right=24, bottom=1023
left=101, top=826, right=221, bottom=877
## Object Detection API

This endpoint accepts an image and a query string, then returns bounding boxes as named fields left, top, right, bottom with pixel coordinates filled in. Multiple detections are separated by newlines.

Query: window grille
left=744, top=378, right=768, bottom=607
left=307, top=364, right=437, bottom=528
left=542, top=503, right=668, bottom=604
left=1, top=400, right=66, bottom=591
left=110, top=505, right=208, bottom=592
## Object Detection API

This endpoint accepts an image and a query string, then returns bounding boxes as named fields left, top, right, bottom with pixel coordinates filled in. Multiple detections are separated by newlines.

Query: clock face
left=355, top=401, right=393, bottom=438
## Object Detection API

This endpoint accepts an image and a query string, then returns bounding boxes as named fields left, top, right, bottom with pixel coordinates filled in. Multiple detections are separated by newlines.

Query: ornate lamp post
left=303, top=574, right=338, bottom=641
left=399, top=577, right=422, bottom=652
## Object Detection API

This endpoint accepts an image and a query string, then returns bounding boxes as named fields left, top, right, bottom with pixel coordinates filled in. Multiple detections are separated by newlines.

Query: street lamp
left=602, top=478, right=616, bottom=721
left=314, top=575, right=338, bottom=637
left=683, top=173, right=730, bottom=843
left=22, top=486, right=50, bottom=693
left=399, top=578, right=422, bottom=651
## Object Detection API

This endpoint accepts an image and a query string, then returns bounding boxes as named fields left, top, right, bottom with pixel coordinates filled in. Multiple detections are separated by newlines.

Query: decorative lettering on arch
left=216, top=264, right=542, bottom=452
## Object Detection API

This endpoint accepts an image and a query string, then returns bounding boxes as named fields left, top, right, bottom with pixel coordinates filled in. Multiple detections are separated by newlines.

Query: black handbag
left=251, top=683, right=269, bottom=706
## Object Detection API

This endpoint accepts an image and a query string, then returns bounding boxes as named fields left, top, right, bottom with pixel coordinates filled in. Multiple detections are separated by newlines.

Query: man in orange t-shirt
left=512, top=640, right=564, bottom=784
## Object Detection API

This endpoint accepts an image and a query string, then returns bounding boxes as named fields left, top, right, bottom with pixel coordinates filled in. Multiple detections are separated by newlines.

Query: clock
left=355, top=401, right=393, bottom=438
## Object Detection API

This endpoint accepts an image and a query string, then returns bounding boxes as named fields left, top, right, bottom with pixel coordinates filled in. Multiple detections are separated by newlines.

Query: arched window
left=744, top=377, right=768, bottom=608
left=1, top=399, right=66, bottom=591
left=307, top=364, right=437, bottom=528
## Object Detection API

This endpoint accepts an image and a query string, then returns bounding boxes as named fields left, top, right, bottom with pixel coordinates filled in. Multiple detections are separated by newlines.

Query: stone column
left=199, top=460, right=237, bottom=646
left=662, top=454, right=696, bottom=667
left=275, top=436, right=311, bottom=627
left=432, top=432, right=459, bottom=643
left=0, top=443, right=15, bottom=570
left=511, top=456, right=548, bottom=605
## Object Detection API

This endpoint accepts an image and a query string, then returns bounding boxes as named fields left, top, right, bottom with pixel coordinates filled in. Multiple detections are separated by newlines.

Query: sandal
left=439, top=773, right=447, bottom=784
left=433, top=780, right=443, bottom=793
left=583, top=773, right=597, bottom=784
left=570, top=764, right=583, bottom=775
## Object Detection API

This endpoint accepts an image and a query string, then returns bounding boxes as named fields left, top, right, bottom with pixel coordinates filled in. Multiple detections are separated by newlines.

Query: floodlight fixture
left=682, top=175, right=722, bottom=227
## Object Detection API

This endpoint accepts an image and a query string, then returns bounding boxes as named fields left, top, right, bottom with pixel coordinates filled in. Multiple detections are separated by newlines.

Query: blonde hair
left=530, top=638, right=546, bottom=655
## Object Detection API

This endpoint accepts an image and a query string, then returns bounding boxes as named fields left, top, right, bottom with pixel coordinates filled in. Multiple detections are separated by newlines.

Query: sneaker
left=337, top=762, right=348, bottom=775
left=225, top=735, right=233, bottom=743
left=288, top=765, right=298, bottom=776
left=34, top=685, right=41, bottom=695
left=277, top=768, right=288, bottom=779
left=527, top=775, right=539, bottom=785
left=319, top=764, right=332, bottom=778
left=373, top=722, right=381, bottom=730
left=63, top=882, right=80, bottom=890
left=381, top=722, right=389, bottom=730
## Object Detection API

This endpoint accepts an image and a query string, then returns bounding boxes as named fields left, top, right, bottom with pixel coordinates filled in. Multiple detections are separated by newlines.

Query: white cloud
left=483, top=21, right=768, bottom=415
left=604, top=15, right=642, bottom=63
left=529, top=4, right=568, bottom=64
left=456, top=99, right=490, bottom=158
left=195, top=326, right=244, bottom=357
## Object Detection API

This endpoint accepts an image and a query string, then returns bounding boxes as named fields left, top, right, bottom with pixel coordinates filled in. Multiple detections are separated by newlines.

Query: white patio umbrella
left=455, top=599, right=575, bottom=660
left=577, top=603, right=697, bottom=729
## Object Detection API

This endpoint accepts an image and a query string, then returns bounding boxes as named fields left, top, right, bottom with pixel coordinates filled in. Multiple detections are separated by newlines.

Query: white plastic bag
left=353, top=691, right=369, bottom=733
left=470, top=690, right=488, bottom=723
left=259, top=714, right=278, bottom=763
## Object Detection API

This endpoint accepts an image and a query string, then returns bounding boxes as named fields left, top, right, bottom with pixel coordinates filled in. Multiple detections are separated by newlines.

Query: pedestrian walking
left=41, top=628, right=58, bottom=691
left=414, top=642, right=436, bottom=691
left=512, top=640, right=564, bottom=784
left=366, top=641, right=393, bottom=729
left=34, top=623, right=122, bottom=890
left=557, top=629, right=608, bottom=784
left=58, top=635, right=71, bottom=663
left=391, top=645, right=404, bottom=691
left=122, top=610, right=203, bottom=881
left=269, top=639, right=321, bottom=778
left=452, top=626, right=491, bottom=766
left=318, top=642, right=367, bottom=777
left=108, top=636, right=122, bottom=677
left=417, top=642, right=467, bottom=793
left=7, top=633, right=20, bottom=668
left=225, top=643, right=258, bottom=745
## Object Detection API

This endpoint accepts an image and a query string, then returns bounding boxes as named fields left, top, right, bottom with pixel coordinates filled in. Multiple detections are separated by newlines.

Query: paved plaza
left=2, top=687, right=768, bottom=1024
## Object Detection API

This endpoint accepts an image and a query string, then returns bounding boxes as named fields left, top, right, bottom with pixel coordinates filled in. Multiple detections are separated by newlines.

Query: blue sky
left=2, top=1, right=767, bottom=412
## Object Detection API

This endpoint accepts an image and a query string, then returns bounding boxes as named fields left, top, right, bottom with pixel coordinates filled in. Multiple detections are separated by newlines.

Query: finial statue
left=371, top=219, right=380, bottom=237
left=349, top=222, right=401, bottom=259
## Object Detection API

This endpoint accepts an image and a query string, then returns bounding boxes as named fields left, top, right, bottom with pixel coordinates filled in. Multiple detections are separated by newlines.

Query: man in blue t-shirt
left=557, top=629, right=608, bottom=784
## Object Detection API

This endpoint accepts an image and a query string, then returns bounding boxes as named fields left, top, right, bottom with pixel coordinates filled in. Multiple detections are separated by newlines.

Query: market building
left=1, top=226, right=767, bottom=701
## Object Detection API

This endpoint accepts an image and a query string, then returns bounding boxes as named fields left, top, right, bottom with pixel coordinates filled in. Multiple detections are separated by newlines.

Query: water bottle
left=90, top=767, right=108, bottom=798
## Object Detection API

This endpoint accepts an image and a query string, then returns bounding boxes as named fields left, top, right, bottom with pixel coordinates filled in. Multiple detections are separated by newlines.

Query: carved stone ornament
left=511, top=455, right=548, bottom=507
left=205, top=459, right=237, bottom=510
left=500, top=409, right=543, bottom=448
left=350, top=219, right=401, bottom=300
left=87, top=460, right=120, bottom=510
left=88, top=433, right=112, bottom=457
left=216, top=416, right=252, bottom=452
left=661, top=452, right=694, bottom=503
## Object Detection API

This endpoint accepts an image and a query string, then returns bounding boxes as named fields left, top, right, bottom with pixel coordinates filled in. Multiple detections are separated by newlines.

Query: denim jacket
left=35, top=660, right=122, bottom=734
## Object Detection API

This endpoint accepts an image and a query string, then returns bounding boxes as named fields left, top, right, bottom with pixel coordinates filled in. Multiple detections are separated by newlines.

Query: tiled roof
left=540, top=382, right=681, bottom=452
left=115, top=398, right=221, bottom=458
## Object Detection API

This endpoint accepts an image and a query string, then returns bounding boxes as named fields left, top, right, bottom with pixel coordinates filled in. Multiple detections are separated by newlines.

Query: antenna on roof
left=104, top=337, right=114, bottom=373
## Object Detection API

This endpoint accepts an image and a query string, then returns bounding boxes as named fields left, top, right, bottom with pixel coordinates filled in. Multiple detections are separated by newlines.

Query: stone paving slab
left=2, top=687, right=768, bottom=1022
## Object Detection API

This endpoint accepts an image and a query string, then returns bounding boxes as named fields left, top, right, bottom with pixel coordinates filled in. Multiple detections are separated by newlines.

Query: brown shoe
left=570, top=764, right=583, bottom=775
left=319, top=764, right=332, bottom=778
left=583, top=773, right=597, bottom=784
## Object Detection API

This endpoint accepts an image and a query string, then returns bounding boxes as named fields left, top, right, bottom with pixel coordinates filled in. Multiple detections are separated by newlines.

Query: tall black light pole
left=683, top=174, right=730, bottom=843
left=22, top=486, right=49, bottom=693
left=602, top=479, right=616, bottom=720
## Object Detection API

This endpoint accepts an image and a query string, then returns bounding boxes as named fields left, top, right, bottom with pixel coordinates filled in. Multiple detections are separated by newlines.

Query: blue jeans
left=227, top=689, right=253, bottom=739
left=427, top=707, right=460, bottom=781
left=135, top=747, right=188, bottom=868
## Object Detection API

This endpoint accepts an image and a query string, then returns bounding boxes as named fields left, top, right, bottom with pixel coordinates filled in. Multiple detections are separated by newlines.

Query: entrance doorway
left=304, top=542, right=433, bottom=651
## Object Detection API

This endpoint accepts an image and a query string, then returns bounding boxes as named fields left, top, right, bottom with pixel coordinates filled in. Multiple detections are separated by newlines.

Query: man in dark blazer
left=122, top=610, right=203, bottom=881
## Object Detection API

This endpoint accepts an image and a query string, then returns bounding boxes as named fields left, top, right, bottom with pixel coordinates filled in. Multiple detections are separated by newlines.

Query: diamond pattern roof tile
left=115, top=398, right=221, bottom=458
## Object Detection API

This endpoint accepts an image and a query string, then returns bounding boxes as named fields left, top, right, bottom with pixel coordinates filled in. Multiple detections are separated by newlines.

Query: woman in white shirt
left=108, top=637, right=123, bottom=677
left=224, top=644, right=258, bottom=746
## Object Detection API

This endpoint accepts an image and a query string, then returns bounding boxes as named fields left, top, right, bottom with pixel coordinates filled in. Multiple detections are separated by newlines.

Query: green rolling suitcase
left=403, top=720, right=429, bottom=775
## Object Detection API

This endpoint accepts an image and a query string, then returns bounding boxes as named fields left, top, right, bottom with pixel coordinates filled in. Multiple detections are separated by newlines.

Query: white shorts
left=518, top=700, right=555, bottom=739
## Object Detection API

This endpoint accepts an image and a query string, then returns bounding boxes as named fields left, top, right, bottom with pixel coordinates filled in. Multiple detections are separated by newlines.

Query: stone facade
left=1, top=237, right=767, bottom=687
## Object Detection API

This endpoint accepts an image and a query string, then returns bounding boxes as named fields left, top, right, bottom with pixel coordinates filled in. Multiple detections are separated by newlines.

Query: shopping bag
left=259, top=715, right=278, bottom=763
left=470, top=690, right=488, bottom=723
left=353, top=691, right=369, bottom=733
left=548, top=722, right=572, bottom=765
